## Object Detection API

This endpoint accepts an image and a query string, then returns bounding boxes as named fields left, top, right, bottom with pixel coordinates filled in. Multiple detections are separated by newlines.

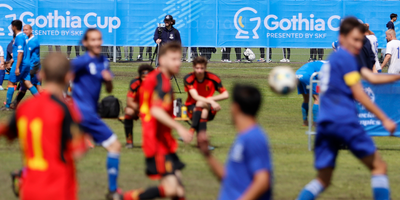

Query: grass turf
left=1, top=60, right=400, bottom=200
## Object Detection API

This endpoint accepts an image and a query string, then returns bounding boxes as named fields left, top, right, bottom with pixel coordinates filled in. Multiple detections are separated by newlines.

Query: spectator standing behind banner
left=281, top=48, right=290, bottom=63
left=387, top=13, right=397, bottom=31
left=258, top=48, right=272, bottom=63
left=154, top=15, right=181, bottom=46
left=48, top=45, right=61, bottom=53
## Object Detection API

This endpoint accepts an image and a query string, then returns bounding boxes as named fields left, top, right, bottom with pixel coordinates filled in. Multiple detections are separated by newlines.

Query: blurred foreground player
left=0, top=53, right=86, bottom=200
left=184, top=56, right=229, bottom=142
left=295, top=61, right=325, bottom=126
left=297, top=17, right=400, bottom=200
left=123, top=42, right=193, bottom=200
left=198, top=84, right=272, bottom=200
left=124, top=64, right=154, bottom=148
left=72, top=28, right=122, bottom=199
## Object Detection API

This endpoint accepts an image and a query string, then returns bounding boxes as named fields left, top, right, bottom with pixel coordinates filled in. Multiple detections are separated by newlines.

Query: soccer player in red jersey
left=183, top=56, right=229, bottom=137
left=124, top=64, right=154, bottom=148
left=0, top=53, right=86, bottom=200
left=123, top=42, right=193, bottom=200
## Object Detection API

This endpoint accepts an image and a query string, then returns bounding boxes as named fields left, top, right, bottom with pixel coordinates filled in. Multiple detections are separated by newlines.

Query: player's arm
left=188, top=89, right=220, bottom=109
left=361, top=67, right=400, bottom=84
left=126, top=97, right=139, bottom=110
left=347, top=72, right=396, bottom=134
left=197, top=132, right=225, bottom=181
left=381, top=54, right=391, bottom=69
left=150, top=107, right=192, bottom=143
left=372, top=64, right=378, bottom=73
left=239, top=170, right=270, bottom=200
left=102, top=70, right=113, bottom=93
left=207, top=90, right=229, bottom=101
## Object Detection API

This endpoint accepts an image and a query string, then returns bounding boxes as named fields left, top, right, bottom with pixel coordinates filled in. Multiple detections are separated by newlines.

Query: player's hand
left=197, top=131, right=210, bottom=157
left=15, top=68, right=20, bottom=76
left=156, top=39, right=162, bottom=44
left=382, top=118, right=397, bottom=135
left=101, top=70, right=113, bottom=82
left=209, top=100, right=221, bottom=111
left=177, top=125, right=193, bottom=143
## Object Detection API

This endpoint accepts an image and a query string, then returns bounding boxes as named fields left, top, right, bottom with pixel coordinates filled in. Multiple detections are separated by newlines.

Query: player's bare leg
left=190, top=100, right=210, bottom=133
left=301, top=94, right=309, bottom=126
left=311, top=94, right=319, bottom=126
left=23, top=79, right=39, bottom=96
left=360, top=151, right=390, bottom=200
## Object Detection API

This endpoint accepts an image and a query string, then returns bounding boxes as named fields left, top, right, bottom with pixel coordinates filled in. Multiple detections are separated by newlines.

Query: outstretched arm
left=208, top=91, right=229, bottom=101
left=361, top=67, right=400, bottom=84
left=198, top=132, right=225, bottom=181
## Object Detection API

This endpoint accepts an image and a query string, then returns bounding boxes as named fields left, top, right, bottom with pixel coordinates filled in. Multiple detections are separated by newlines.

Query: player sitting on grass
left=123, top=42, right=193, bottom=200
left=124, top=64, right=154, bottom=148
left=198, top=84, right=272, bottom=200
left=71, top=28, right=122, bottom=200
left=1, top=20, right=39, bottom=111
left=183, top=56, right=229, bottom=145
left=0, top=53, right=87, bottom=200
left=297, top=17, right=400, bottom=200
left=295, top=61, right=325, bottom=126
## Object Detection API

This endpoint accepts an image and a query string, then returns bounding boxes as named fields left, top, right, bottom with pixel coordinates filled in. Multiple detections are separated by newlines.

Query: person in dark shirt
left=387, top=13, right=397, bottom=30
left=153, top=15, right=181, bottom=46
left=357, top=36, right=376, bottom=71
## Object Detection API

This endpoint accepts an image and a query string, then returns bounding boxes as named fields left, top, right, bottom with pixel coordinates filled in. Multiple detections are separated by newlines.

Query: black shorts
left=145, top=153, right=185, bottom=180
left=187, top=104, right=217, bottom=121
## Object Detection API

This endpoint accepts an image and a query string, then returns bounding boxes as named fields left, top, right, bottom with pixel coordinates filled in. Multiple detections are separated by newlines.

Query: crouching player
left=183, top=56, right=229, bottom=138
left=297, top=17, right=400, bottom=200
left=123, top=42, right=193, bottom=200
left=124, top=64, right=154, bottom=148
left=198, top=84, right=273, bottom=200
left=295, top=61, right=325, bottom=126
left=0, top=53, right=87, bottom=200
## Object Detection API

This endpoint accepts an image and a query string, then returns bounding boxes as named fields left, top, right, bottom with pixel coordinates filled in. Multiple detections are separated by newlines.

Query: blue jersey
left=27, top=35, right=40, bottom=68
left=219, top=125, right=272, bottom=200
left=318, top=48, right=362, bottom=124
left=12, top=32, right=30, bottom=69
left=71, top=53, right=111, bottom=114
left=296, top=61, right=324, bottom=78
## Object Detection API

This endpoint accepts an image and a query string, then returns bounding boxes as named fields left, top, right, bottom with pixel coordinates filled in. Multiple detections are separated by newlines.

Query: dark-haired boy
left=183, top=56, right=229, bottom=139
left=387, top=13, right=397, bottom=30
left=297, top=17, right=400, bottom=200
left=124, top=64, right=154, bottom=148
left=198, top=84, right=272, bottom=200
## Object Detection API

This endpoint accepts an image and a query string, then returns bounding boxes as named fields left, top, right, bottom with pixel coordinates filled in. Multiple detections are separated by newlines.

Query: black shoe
left=125, top=143, right=133, bottom=149
left=11, top=170, right=22, bottom=197
left=137, top=58, right=143, bottom=61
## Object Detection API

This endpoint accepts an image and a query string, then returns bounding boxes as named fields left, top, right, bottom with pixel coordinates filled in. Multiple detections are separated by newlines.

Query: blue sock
left=106, top=152, right=120, bottom=192
left=0, top=70, right=5, bottom=86
left=297, top=179, right=324, bottom=200
left=301, top=103, right=309, bottom=121
left=312, top=104, right=319, bottom=122
left=28, top=86, right=38, bottom=96
left=371, top=175, right=390, bottom=200
left=6, top=87, right=15, bottom=108
left=378, top=70, right=382, bottom=73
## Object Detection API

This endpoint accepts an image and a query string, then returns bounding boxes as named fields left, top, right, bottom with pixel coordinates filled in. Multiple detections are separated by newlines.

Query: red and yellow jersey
left=6, top=91, right=82, bottom=200
left=139, top=70, right=177, bottom=158
left=127, top=77, right=142, bottom=102
left=184, top=71, right=226, bottom=106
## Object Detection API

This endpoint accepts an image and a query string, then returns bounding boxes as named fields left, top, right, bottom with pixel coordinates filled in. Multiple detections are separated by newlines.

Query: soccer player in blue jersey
left=297, top=17, right=400, bottom=200
left=295, top=61, right=325, bottom=126
left=198, top=84, right=272, bottom=200
left=1, top=20, right=38, bottom=111
left=71, top=28, right=122, bottom=200
left=10, top=25, right=42, bottom=108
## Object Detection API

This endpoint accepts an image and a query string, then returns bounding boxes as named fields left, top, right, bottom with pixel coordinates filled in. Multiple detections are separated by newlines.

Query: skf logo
left=234, top=7, right=261, bottom=39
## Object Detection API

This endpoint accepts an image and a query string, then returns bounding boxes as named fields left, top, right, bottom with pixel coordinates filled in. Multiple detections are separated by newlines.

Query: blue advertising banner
left=357, top=80, right=400, bottom=137
left=0, top=0, right=399, bottom=48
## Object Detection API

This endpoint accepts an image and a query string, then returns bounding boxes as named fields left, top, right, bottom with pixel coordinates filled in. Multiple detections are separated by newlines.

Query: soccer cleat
left=0, top=106, right=12, bottom=111
left=208, top=145, right=215, bottom=151
left=308, top=58, right=314, bottom=62
left=11, top=170, right=22, bottom=197
left=106, top=189, right=123, bottom=200
left=0, top=86, right=4, bottom=91
left=257, top=58, right=266, bottom=62
left=235, top=59, right=241, bottom=63
left=280, top=58, right=287, bottom=63
left=125, top=143, right=133, bottom=149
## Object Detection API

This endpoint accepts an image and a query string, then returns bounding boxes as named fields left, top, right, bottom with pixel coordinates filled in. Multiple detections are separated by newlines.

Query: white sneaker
left=224, top=59, right=232, bottom=63
left=267, top=59, right=272, bottom=63
left=280, top=58, right=287, bottom=63
left=0, top=86, right=3, bottom=91
left=286, top=59, right=290, bottom=63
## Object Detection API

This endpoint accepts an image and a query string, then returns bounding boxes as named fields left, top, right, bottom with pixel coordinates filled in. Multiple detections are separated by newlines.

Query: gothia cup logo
left=234, top=7, right=261, bottom=39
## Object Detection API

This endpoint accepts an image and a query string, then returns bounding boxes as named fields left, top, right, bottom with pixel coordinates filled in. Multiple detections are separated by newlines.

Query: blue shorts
left=297, top=74, right=317, bottom=95
left=9, top=65, right=30, bottom=84
left=314, top=122, right=376, bottom=170
left=31, top=74, right=41, bottom=85
left=80, top=110, right=116, bottom=147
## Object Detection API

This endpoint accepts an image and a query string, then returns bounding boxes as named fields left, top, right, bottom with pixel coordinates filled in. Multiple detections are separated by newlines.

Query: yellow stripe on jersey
left=344, top=71, right=361, bottom=86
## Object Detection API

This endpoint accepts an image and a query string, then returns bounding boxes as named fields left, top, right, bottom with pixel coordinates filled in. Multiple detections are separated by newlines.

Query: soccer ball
left=268, top=66, right=297, bottom=95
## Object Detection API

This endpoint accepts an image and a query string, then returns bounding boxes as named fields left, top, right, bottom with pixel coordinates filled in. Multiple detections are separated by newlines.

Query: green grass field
left=1, top=58, right=400, bottom=200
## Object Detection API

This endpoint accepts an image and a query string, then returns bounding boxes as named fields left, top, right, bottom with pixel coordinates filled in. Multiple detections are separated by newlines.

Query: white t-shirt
left=366, top=35, right=381, bottom=70
left=0, top=45, right=3, bottom=57
left=386, top=39, right=400, bottom=74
